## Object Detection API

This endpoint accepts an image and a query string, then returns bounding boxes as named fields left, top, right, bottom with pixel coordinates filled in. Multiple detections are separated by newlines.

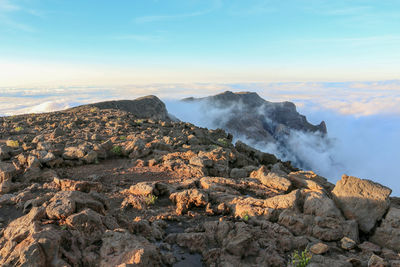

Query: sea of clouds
left=1, top=81, right=399, bottom=195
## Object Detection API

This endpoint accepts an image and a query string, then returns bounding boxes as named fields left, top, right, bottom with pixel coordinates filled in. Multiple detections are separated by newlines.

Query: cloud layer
left=1, top=82, right=399, bottom=195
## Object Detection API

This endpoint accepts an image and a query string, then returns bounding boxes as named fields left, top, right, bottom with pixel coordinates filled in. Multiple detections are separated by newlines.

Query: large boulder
left=169, top=189, right=209, bottom=215
left=332, top=175, right=391, bottom=233
left=250, top=165, right=291, bottom=191
left=370, top=207, right=400, bottom=252
left=0, top=162, right=17, bottom=193
left=99, top=229, right=163, bottom=267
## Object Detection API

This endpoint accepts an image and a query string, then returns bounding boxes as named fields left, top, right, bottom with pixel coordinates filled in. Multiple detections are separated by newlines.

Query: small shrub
left=135, top=119, right=144, bottom=125
left=217, top=138, right=230, bottom=147
left=119, top=136, right=127, bottom=141
left=6, top=140, right=19, bottom=148
left=61, top=225, right=67, bottom=230
left=111, top=145, right=122, bottom=156
left=14, top=126, right=23, bottom=132
left=241, top=211, right=249, bottom=221
left=291, top=249, right=312, bottom=267
left=145, top=194, right=158, bottom=205
left=89, top=107, right=98, bottom=113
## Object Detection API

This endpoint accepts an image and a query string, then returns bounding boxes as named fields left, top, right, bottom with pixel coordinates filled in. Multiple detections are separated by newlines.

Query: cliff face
left=183, top=91, right=327, bottom=169
left=69, top=95, right=171, bottom=121
left=0, top=95, right=398, bottom=267
left=184, top=91, right=327, bottom=145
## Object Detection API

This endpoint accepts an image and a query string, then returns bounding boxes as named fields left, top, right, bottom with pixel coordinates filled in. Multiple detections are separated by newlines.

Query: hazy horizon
left=1, top=0, right=400, bottom=86
left=1, top=1, right=399, bottom=194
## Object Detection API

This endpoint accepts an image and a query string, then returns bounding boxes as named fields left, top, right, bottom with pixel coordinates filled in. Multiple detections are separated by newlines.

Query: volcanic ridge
left=0, top=92, right=399, bottom=267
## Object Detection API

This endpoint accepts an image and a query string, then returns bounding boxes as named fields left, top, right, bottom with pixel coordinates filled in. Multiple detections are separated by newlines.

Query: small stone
left=341, top=236, right=357, bottom=250
left=359, top=241, right=381, bottom=254
left=368, top=254, right=386, bottom=267
left=310, top=242, right=329, bottom=255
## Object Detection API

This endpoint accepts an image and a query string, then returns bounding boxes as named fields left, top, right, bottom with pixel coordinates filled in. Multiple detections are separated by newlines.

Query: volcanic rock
left=332, top=174, right=392, bottom=233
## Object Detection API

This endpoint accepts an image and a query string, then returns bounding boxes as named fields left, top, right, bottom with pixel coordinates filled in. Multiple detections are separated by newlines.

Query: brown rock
left=63, top=146, right=86, bottom=160
left=368, top=254, right=387, bottom=267
left=303, top=190, right=343, bottom=219
left=310, top=242, right=329, bottom=254
left=99, top=229, right=163, bottom=267
left=169, top=189, right=208, bottom=215
left=341, top=236, right=357, bottom=250
left=0, top=162, right=17, bottom=193
left=332, top=175, right=391, bottom=233
left=370, top=207, right=400, bottom=252
left=128, top=182, right=156, bottom=196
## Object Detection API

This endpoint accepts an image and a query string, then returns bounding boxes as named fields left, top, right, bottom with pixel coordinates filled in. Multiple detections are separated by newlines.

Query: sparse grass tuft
left=14, top=126, right=23, bottom=132
left=241, top=211, right=249, bottom=221
left=291, top=249, right=312, bottom=267
left=145, top=194, right=158, bottom=205
left=217, top=138, right=230, bottom=147
left=135, top=119, right=144, bottom=125
left=6, top=140, right=19, bottom=148
left=111, top=145, right=122, bottom=156
left=119, top=136, right=127, bottom=141
left=89, top=107, right=98, bottom=113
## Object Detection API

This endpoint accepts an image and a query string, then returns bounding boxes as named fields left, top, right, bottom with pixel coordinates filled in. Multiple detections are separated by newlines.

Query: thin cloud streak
left=134, top=0, right=222, bottom=23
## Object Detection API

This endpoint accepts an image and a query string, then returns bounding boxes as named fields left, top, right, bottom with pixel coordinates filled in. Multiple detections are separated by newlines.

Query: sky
left=0, top=1, right=400, bottom=194
left=1, top=0, right=400, bottom=86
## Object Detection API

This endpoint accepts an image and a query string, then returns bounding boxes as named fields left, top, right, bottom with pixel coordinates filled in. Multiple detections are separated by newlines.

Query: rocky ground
left=0, top=96, right=399, bottom=266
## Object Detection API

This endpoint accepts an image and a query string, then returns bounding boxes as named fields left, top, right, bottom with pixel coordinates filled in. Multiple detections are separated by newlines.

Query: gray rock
left=332, top=175, right=391, bottom=233
left=370, top=207, right=400, bottom=252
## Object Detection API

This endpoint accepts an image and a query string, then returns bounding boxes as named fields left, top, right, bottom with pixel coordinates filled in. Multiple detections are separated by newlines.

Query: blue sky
left=0, top=0, right=400, bottom=86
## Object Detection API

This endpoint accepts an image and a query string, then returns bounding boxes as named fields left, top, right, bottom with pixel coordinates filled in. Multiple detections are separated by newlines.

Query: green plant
left=135, top=119, right=144, bottom=125
left=6, top=140, right=19, bottom=148
left=89, top=107, right=98, bottom=113
left=241, top=211, right=249, bottom=221
left=145, top=194, right=158, bottom=205
left=111, top=145, right=122, bottom=156
left=217, top=138, right=230, bottom=147
left=61, top=225, right=67, bottom=230
left=119, top=136, right=127, bottom=141
left=291, top=249, right=312, bottom=267
left=14, top=126, right=23, bottom=132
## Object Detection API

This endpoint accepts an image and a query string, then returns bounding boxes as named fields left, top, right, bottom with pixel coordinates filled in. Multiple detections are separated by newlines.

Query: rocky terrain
left=0, top=94, right=399, bottom=267
left=183, top=91, right=328, bottom=169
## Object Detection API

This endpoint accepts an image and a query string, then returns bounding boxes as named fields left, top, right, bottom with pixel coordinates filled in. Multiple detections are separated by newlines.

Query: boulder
left=63, top=146, right=86, bottom=160
left=368, top=254, right=387, bottom=267
left=332, top=175, right=391, bottom=233
left=251, top=165, right=291, bottom=191
left=128, top=182, right=156, bottom=196
left=303, top=190, right=343, bottom=219
left=99, top=229, right=163, bottom=267
left=310, top=242, right=329, bottom=254
left=0, top=162, right=17, bottom=193
left=370, top=207, right=400, bottom=252
left=169, top=189, right=208, bottom=215
left=0, top=145, right=11, bottom=160
left=341, top=237, right=357, bottom=250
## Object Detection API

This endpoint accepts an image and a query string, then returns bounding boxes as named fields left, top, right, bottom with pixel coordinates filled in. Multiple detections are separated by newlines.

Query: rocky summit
left=0, top=94, right=399, bottom=267
left=183, top=91, right=328, bottom=169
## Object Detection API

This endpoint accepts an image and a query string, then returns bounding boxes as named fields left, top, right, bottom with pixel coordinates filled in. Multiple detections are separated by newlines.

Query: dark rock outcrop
left=71, top=95, right=171, bottom=121
left=184, top=91, right=327, bottom=142
left=183, top=91, right=327, bottom=169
